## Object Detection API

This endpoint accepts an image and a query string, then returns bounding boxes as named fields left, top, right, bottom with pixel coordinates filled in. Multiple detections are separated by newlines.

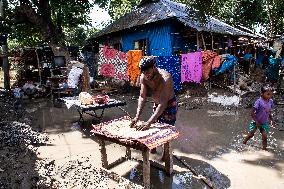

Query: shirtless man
left=130, top=57, right=177, bottom=131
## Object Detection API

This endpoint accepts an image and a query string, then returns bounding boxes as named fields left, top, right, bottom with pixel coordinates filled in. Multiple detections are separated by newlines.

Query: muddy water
left=29, top=97, right=284, bottom=189
left=174, top=108, right=251, bottom=155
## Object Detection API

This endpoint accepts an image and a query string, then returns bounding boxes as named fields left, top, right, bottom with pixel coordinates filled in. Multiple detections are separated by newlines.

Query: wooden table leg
left=99, top=139, right=108, bottom=168
left=126, top=147, right=131, bottom=160
left=142, top=148, right=150, bottom=189
left=164, top=142, right=173, bottom=176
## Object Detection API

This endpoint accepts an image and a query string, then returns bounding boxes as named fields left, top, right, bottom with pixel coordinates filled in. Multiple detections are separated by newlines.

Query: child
left=243, top=85, right=275, bottom=150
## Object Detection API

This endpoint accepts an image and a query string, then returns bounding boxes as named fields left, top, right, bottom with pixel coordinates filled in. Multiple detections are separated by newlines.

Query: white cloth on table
left=64, top=99, right=82, bottom=109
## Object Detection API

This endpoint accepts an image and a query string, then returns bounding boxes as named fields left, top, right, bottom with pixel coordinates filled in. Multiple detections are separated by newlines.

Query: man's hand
left=130, top=117, right=138, bottom=128
left=136, top=122, right=151, bottom=131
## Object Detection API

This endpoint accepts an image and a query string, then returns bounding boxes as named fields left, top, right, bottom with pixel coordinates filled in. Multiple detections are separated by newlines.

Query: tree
left=4, top=0, right=95, bottom=61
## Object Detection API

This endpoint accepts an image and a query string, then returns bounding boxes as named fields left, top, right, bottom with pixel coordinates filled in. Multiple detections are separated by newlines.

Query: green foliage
left=64, top=27, right=87, bottom=46
left=3, top=0, right=97, bottom=48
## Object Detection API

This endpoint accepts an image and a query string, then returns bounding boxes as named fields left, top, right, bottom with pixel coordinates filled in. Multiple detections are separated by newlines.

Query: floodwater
left=29, top=93, right=284, bottom=189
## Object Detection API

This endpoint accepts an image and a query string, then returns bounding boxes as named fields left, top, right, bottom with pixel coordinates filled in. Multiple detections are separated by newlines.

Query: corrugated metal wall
left=121, top=21, right=173, bottom=56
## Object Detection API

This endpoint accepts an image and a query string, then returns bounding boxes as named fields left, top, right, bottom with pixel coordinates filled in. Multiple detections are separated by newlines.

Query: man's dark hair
left=139, top=57, right=155, bottom=72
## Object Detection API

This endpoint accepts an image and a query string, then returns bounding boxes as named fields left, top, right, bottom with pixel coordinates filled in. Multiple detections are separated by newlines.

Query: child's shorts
left=248, top=121, right=270, bottom=133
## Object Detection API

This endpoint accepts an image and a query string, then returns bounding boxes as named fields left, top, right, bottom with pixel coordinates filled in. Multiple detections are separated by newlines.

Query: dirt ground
left=1, top=87, right=284, bottom=188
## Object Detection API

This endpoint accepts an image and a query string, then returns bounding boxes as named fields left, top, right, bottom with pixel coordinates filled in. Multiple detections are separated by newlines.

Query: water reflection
left=125, top=164, right=207, bottom=189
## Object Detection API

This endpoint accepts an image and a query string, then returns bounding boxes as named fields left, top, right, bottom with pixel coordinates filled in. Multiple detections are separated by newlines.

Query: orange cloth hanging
left=127, top=50, right=142, bottom=82
left=202, top=50, right=218, bottom=81
left=212, top=55, right=222, bottom=70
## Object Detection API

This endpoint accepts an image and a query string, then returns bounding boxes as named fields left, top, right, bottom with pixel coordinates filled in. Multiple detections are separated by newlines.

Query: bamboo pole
left=201, top=33, right=206, bottom=50
left=211, top=32, right=214, bottom=51
left=196, top=32, right=200, bottom=50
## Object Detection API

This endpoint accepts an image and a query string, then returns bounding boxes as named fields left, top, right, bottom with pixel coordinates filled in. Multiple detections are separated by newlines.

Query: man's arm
left=135, top=80, right=147, bottom=119
left=130, top=77, right=147, bottom=128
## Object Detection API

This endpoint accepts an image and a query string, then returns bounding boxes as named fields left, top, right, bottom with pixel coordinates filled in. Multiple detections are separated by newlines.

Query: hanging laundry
left=214, top=55, right=237, bottom=75
left=202, top=51, right=218, bottom=81
left=103, top=45, right=117, bottom=60
left=127, top=50, right=142, bottom=82
left=97, top=46, right=129, bottom=81
left=156, top=56, right=181, bottom=91
left=100, top=63, right=115, bottom=78
left=212, top=55, right=222, bottom=70
left=266, top=56, right=280, bottom=82
left=181, top=52, right=202, bottom=83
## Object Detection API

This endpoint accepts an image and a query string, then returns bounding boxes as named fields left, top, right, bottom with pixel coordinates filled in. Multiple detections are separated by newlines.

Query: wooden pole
left=233, top=63, right=236, bottom=93
left=201, top=33, right=206, bottom=50
left=142, top=148, right=150, bottom=189
left=99, top=139, right=108, bottom=168
left=196, top=32, right=200, bottom=50
left=35, top=48, right=42, bottom=84
left=164, top=142, right=173, bottom=176
left=2, top=43, right=10, bottom=90
left=211, top=32, right=214, bottom=51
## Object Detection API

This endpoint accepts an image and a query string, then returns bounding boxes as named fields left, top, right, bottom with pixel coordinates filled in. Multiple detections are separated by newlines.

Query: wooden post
left=35, top=49, right=42, bottom=84
left=233, top=64, right=236, bottom=93
left=99, top=139, right=108, bottom=168
left=164, top=142, right=173, bottom=176
left=2, top=42, right=10, bottom=90
left=211, top=32, right=214, bottom=51
left=142, top=148, right=150, bottom=189
left=196, top=32, right=200, bottom=50
left=201, top=33, right=206, bottom=50
left=126, top=147, right=131, bottom=160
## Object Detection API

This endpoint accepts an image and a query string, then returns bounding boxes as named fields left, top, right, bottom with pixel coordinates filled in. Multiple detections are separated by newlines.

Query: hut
left=89, top=0, right=255, bottom=56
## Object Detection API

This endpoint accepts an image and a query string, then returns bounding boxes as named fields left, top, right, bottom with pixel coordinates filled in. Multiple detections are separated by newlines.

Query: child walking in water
left=243, top=85, right=275, bottom=150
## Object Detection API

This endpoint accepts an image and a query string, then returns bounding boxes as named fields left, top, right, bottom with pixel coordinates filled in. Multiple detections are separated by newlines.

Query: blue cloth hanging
left=243, top=53, right=253, bottom=61
left=214, top=55, right=237, bottom=75
left=155, top=56, right=181, bottom=92
left=266, top=56, right=280, bottom=81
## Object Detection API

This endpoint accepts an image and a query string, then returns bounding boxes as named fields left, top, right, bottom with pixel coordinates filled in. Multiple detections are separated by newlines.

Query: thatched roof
left=93, top=0, right=254, bottom=39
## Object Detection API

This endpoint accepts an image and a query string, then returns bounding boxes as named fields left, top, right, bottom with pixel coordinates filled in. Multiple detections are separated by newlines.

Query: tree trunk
left=266, top=0, right=275, bottom=38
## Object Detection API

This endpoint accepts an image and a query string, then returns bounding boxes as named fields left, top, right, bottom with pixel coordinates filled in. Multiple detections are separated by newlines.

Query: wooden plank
left=99, top=139, right=108, bottom=168
left=164, top=142, right=173, bottom=176
left=142, top=148, right=150, bottom=189
left=106, top=157, right=126, bottom=169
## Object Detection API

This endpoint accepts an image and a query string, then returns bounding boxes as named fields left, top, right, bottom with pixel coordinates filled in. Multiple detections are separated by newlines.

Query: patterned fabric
left=127, top=50, right=142, bottom=82
left=137, top=127, right=179, bottom=149
left=202, top=51, right=218, bottom=81
left=97, top=46, right=129, bottom=81
left=156, top=56, right=181, bottom=91
left=181, top=52, right=202, bottom=83
left=153, top=96, right=178, bottom=126
left=91, top=116, right=179, bottom=150
left=100, top=64, right=115, bottom=78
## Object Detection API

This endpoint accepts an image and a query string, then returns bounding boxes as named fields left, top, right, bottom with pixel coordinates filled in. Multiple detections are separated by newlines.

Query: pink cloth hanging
left=181, top=52, right=202, bottom=83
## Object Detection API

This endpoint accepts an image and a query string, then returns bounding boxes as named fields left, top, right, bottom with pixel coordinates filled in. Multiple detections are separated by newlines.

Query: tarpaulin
left=156, top=56, right=181, bottom=91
